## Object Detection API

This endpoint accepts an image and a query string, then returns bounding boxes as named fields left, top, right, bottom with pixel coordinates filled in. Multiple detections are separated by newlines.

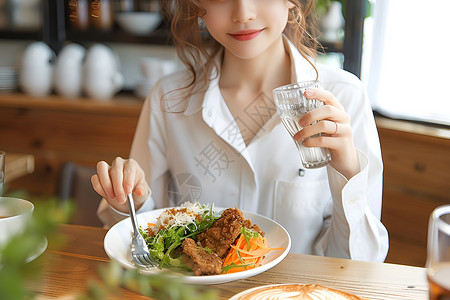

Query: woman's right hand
left=91, top=157, right=150, bottom=214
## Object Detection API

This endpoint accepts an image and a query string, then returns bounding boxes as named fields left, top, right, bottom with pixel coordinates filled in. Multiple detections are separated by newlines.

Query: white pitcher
left=83, top=44, right=123, bottom=100
left=54, top=43, right=86, bottom=99
left=19, top=41, right=55, bottom=97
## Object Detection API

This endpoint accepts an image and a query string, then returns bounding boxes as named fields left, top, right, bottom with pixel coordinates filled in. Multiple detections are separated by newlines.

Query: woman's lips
left=229, top=29, right=264, bottom=41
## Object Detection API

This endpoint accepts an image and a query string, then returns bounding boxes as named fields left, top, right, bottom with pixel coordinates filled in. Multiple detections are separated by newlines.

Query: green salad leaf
left=221, top=262, right=255, bottom=274
left=139, top=203, right=221, bottom=270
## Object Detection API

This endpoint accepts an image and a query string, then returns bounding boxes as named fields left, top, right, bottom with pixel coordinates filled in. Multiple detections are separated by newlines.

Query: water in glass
left=273, top=81, right=331, bottom=169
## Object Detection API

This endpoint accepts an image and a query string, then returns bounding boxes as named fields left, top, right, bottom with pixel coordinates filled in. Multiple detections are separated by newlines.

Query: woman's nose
left=232, top=0, right=256, bottom=23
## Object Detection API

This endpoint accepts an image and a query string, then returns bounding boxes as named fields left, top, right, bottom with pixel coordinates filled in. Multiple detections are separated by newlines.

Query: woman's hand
left=91, top=157, right=150, bottom=214
left=293, top=88, right=359, bottom=180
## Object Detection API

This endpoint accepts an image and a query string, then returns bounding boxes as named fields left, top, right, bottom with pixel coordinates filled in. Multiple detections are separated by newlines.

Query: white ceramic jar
left=54, top=43, right=86, bottom=99
left=19, top=41, right=55, bottom=97
left=83, top=44, right=123, bottom=100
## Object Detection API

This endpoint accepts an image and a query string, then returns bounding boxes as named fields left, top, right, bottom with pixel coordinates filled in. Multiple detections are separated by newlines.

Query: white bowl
left=0, top=197, right=34, bottom=247
left=116, top=12, right=162, bottom=36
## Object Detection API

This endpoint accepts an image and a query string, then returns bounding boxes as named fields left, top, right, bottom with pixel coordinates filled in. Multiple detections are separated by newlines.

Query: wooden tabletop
left=27, top=224, right=429, bottom=299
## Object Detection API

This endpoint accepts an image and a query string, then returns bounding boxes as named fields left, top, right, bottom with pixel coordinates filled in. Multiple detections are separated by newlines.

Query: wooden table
left=27, top=224, right=429, bottom=299
left=4, top=152, right=35, bottom=182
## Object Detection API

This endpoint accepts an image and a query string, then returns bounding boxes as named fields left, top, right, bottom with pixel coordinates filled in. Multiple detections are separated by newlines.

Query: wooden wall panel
left=378, top=127, right=450, bottom=201
left=377, top=118, right=450, bottom=267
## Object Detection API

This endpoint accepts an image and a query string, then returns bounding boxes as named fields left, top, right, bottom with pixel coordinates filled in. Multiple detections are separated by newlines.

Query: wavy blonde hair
left=160, top=0, right=320, bottom=106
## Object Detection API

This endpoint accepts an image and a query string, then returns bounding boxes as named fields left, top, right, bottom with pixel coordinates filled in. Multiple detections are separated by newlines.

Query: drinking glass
left=0, top=151, right=5, bottom=196
left=426, top=205, right=450, bottom=300
left=272, top=80, right=331, bottom=169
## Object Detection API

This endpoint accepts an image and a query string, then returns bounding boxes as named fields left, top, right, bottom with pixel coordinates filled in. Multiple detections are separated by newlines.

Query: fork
left=126, top=193, right=158, bottom=269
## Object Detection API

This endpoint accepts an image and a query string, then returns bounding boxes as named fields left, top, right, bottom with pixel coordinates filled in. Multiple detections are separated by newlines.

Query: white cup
left=0, top=197, right=34, bottom=247
left=140, top=57, right=177, bottom=85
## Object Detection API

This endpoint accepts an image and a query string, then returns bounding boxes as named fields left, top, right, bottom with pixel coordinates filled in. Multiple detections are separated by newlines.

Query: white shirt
left=98, top=38, right=389, bottom=262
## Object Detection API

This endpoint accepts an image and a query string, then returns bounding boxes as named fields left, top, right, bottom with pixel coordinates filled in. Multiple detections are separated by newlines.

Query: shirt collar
left=282, top=35, right=318, bottom=83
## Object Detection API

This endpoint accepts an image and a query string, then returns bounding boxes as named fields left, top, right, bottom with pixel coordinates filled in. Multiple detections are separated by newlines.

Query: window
left=362, top=0, right=450, bottom=126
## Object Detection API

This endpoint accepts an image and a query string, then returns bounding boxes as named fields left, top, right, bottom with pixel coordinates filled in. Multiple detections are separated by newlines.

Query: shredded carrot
left=222, top=232, right=284, bottom=274
left=146, top=223, right=156, bottom=236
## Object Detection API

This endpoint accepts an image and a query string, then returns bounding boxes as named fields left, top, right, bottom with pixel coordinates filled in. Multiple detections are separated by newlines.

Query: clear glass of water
left=272, top=80, right=331, bottom=169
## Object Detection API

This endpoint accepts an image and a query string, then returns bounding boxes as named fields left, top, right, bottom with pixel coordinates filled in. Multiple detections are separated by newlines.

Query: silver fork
left=126, top=193, right=158, bottom=269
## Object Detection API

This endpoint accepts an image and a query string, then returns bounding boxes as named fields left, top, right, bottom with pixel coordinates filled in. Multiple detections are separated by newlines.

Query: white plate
left=104, top=208, right=291, bottom=285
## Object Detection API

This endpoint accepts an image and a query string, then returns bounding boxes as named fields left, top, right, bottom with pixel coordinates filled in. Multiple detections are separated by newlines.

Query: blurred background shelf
left=0, top=30, right=41, bottom=40
left=66, top=25, right=171, bottom=45
left=0, top=0, right=365, bottom=77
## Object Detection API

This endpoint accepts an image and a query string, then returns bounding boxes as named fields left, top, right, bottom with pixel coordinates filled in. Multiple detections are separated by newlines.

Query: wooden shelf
left=0, top=30, right=41, bottom=40
left=0, top=92, right=143, bottom=116
left=66, top=24, right=172, bottom=45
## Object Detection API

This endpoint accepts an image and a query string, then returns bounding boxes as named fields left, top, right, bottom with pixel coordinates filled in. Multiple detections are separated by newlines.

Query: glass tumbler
left=272, top=80, right=331, bottom=169
left=426, top=205, right=450, bottom=300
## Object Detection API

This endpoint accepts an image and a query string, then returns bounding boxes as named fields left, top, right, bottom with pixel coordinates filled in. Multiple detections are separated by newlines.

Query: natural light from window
left=362, top=0, right=450, bottom=126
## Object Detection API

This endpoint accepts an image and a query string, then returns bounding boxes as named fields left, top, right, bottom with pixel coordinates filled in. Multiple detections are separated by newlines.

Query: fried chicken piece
left=196, top=208, right=267, bottom=259
left=197, top=208, right=244, bottom=259
left=182, top=238, right=222, bottom=276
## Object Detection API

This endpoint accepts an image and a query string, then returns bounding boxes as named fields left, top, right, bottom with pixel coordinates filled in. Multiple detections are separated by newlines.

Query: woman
left=92, top=0, right=389, bottom=261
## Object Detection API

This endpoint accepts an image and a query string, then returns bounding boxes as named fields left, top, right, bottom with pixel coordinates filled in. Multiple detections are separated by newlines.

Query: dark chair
left=57, top=162, right=103, bottom=227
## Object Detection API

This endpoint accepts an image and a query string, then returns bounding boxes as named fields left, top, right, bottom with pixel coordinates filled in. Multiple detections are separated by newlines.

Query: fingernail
left=305, top=89, right=314, bottom=97
left=298, top=117, right=306, bottom=127
left=124, top=184, right=132, bottom=194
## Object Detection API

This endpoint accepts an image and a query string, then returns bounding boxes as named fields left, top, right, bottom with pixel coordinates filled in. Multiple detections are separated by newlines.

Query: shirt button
left=207, top=110, right=212, bottom=117
left=349, top=196, right=358, bottom=205
left=298, top=168, right=305, bottom=177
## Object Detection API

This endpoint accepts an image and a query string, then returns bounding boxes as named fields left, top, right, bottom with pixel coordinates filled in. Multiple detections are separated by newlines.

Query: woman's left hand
left=293, top=88, right=359, bottom=180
